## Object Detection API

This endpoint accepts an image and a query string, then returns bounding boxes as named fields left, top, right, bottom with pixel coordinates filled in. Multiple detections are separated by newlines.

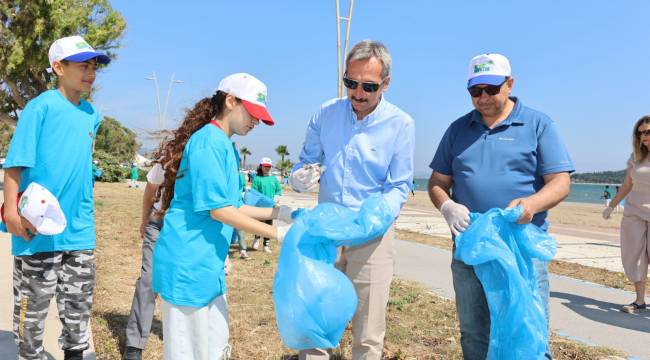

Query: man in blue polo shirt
left=428, top=53, right=573, bottom=359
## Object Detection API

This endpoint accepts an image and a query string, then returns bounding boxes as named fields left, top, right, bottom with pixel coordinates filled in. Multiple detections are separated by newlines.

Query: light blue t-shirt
left=4, top=89, right=101, bottom=256
left=429, top=97, right=574, bottom=230
left=152, top=122, right=242, bottom=308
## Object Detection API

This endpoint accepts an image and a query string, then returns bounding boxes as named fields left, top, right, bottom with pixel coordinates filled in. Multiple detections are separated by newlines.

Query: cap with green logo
left=467, top=53, right=511, bottom=88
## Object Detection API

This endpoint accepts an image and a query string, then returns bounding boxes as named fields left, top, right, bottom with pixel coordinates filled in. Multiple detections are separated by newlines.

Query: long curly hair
left=152, top=91, right=232, bottom=213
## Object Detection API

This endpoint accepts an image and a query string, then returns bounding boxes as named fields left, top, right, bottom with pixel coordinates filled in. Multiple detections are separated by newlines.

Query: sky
left=93, top=0, right=650, bottom=177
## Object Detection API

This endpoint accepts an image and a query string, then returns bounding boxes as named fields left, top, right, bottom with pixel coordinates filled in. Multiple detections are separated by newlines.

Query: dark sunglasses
left=342, top=77, right=385, bottom=93
left=467, top=79, right=508, bottom=98
left=637, top=129, right=650, bottom=137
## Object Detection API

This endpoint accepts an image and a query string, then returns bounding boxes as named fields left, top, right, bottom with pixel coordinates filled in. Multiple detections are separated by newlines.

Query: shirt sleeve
left=147, top=163, right=165, bottom=185
left=188, top=145, right=233, bottom=212
left=429, top=125, right=454, bottom=176
left=536, top=117, right=575, bottom=175
left=382, top=117, right=415, bottom=217
left=4, top=101, right=45, bottom=169
left=94, top=111, right=102, bottom=135
left=293, top=109, right=325, bottom=172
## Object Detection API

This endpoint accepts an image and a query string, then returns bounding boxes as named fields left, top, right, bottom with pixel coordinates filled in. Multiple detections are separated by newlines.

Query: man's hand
left=506, top=197, right=539, bottom=224
left=5, top=211, right=37, bottom=241
left=439, top=200, right=470, bottom=236
left=602, top=206, right=614, bottom=220
left=289, top=164, right=321, bottom=193
left=275, top=205, right=295, bottom=224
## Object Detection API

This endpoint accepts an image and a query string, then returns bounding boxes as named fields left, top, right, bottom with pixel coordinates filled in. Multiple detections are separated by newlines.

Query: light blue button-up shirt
left=294, top=97, right=415, bottom=217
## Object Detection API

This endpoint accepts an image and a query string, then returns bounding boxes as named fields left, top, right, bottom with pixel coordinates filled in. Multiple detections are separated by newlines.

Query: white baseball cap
left=260, top=157, right=273, bottom=167
left=47, top=35, right=110, bottom=72
left=217, top=73, right=275, bottom=125
left=467, top=53, right=511, bottom=88
left=18, top=183, right=67, bottom=236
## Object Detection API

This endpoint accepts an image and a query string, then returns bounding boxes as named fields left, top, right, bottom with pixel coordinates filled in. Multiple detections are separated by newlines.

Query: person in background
left=601, top=185, right=612, bottom=207
left=123, top=162, right=165, bottom=360
left=603, top=115, right=650, bottom=314
left=251, top=157, right=282, bottom=253
left=129, top=163, right=139, bottom=188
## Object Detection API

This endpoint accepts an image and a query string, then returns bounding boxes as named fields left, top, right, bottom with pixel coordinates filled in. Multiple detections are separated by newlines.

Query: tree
left=240, top=146, right=251, bottom=169
left=95, top=116, right=140, bottom=163
left=0, top=0, right=126, bottom=120
left=275, top=145, right=290, bottom=177
left=276, top=159, right=294, bottom=179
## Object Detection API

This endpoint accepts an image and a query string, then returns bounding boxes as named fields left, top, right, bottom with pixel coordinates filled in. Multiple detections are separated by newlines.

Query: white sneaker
left=239, top=250, right=250, bottom=260
left=263, top=245, right=272, bottom=254
left=251, top=238, right=260, bottom=250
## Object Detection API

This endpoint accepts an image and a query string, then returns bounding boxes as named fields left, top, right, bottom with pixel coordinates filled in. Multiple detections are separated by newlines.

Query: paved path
left=280, top=192, right=650, bottom=359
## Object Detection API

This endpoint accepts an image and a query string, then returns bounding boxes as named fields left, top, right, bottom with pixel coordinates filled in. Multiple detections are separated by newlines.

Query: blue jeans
left=451, top=257, right=551, bottom=360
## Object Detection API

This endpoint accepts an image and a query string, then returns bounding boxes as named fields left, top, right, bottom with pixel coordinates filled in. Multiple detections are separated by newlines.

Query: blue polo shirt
left=3, top=89, right=101, bottom=255
left=429, top=97, right=574, bottom=229
left=152, top=122, right=242, bottom=308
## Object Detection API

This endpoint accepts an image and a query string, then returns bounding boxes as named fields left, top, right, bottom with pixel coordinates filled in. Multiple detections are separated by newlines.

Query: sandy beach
left=405, top=190, right=622, bottom=231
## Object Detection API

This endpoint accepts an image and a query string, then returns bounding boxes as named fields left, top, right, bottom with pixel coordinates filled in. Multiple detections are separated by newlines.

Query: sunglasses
left=342, top=77, right=386, bottom=93
left=467, top=79, right=508, bottom=98
left=637, top=129, right=650, bottom=137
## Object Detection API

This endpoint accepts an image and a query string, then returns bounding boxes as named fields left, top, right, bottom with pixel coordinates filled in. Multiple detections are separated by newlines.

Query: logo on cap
left=257, top=93, right=267, bottom=104
left=473, top=60, right=495, bottom=74
left=75, top=41, right=92, bottom=50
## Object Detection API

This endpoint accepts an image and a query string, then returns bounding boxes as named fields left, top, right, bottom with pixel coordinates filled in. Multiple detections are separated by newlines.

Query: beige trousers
left=620, top=214, right=650, bottom=282
left=299, top=227, right=395, bottom=360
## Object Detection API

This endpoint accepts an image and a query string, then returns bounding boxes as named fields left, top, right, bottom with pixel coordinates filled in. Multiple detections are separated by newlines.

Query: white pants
left=161, top=296, right=230, bottom=360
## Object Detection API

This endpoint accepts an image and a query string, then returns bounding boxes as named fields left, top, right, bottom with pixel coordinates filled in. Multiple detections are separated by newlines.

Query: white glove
left=275, top=224, right=291, bottom=243
left=602, top=206, right=614, bottom=220
left=289, top=164, right=321, bottom=193
left=275, top=205, right=295, bottom=223
left=440, top=199, right=470, bottom=237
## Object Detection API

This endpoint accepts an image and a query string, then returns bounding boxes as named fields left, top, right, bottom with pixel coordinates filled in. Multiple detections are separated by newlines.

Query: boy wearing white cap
left=3, top=35, right=110, bottom=360
left=151, top=73, right=294, bottom=359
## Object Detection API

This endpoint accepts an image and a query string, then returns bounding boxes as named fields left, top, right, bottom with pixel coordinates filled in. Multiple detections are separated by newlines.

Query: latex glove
left=602, top=206, right=614, bottom=220
left=275, top=205, right=295, bottom=224
left=289, top=164, right=321, bottom=193
left=275, top=224, right=291, bottom=243
left=440, top=199, right=470, bottom=237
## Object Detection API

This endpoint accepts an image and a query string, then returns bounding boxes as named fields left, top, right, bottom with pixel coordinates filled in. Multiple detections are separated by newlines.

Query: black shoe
left=64, top=349, right=83, bottom=360
left=123, top=346, right=143, bottom=360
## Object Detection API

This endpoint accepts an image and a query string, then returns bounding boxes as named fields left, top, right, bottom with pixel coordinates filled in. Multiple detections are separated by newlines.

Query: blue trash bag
left=454, top=206, right=556, bottom=360
left=243, top=188, right=275, bottom=208
left=273, top=194, right=394, bottom=350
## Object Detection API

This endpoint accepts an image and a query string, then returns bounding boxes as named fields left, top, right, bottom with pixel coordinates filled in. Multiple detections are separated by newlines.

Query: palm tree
left=240, top=146, right=251, bottom=169
left=275, top=145, right=290, bottom=177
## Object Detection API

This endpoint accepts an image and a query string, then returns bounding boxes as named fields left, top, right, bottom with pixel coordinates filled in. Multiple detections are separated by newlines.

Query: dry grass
left=92, top=183, right=624, bottom=359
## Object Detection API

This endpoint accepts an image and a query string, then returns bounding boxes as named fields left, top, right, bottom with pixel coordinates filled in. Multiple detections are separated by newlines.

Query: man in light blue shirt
left=428, top=54, right=573, bottom=359
left=290, top=40, right=415, bottom=360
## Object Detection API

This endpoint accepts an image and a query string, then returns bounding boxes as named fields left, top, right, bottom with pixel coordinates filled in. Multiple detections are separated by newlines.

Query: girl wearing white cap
left=251, top=157, right=282, bottom=253
left=603, top=115, right=650, bottom=314
left=151, top=73, right=294, bottom=359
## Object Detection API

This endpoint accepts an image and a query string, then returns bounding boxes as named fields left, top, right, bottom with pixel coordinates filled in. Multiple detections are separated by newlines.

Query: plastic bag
left=454, top=207, right=556, bottom=360
left=273, top=194, right=394, bottom=350
left=243, top=188, right=275, bottom=208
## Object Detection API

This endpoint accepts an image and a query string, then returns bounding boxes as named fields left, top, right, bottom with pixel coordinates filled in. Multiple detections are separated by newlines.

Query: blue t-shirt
left=429, top=97, right=574, bottom=229
left=4, top=90, right=101, bottom=255
left=153, top=123, right=242, bottom=307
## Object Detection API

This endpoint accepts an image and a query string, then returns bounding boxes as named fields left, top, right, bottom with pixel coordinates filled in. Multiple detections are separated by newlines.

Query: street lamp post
left=145, top=71, right=182, bottom=131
